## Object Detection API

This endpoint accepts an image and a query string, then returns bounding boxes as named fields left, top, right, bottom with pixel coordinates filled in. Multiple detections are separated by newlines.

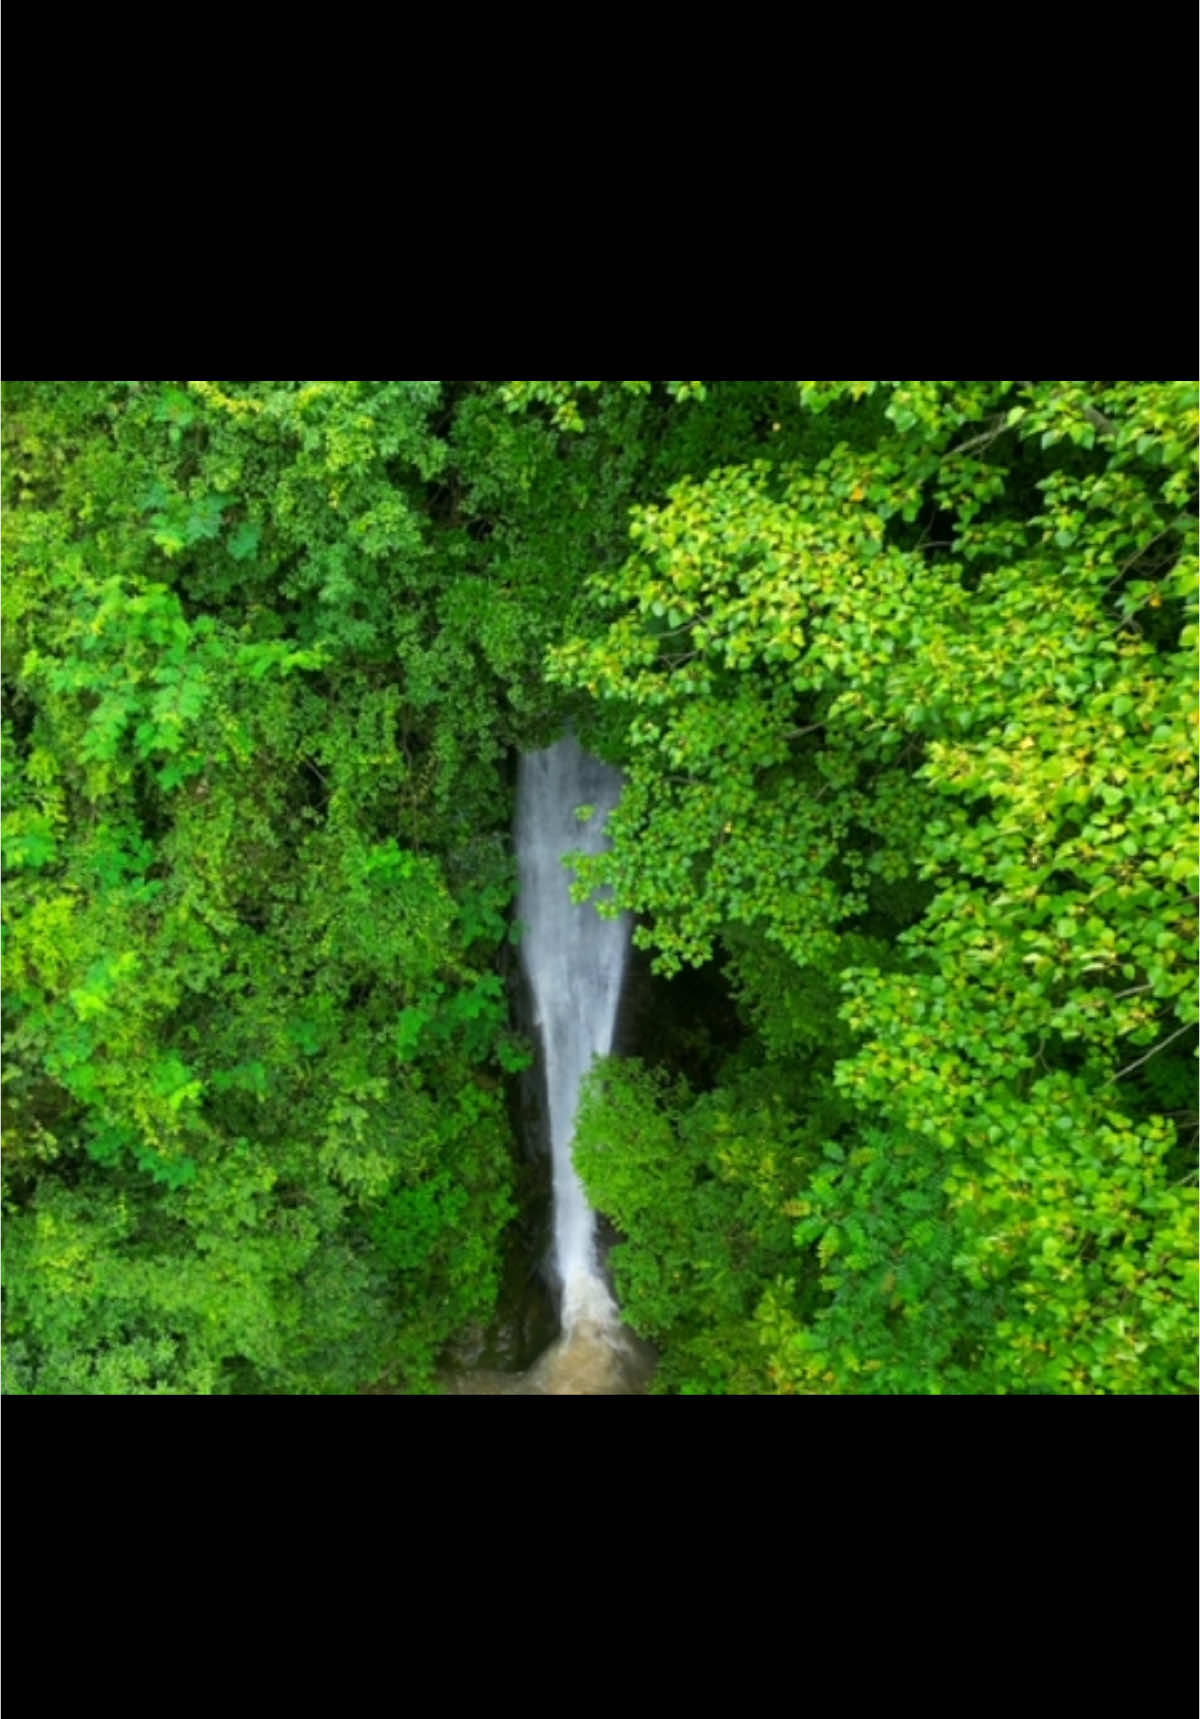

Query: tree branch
left=1084, top=404, right=1118, bottom=437
left=1108, top=1021, right=1196, bottom=1084
left=943, top=416, right=1011, bottom=461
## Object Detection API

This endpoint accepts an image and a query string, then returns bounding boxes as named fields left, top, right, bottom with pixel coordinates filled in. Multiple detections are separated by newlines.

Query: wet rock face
left=615, top=939, right=744, bottom=1089
left=442, top=1249, right=559, bottom=1377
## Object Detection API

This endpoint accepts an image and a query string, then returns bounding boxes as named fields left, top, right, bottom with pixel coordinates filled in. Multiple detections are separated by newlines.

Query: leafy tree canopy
left=3, top=379, right=1195, bottom=1394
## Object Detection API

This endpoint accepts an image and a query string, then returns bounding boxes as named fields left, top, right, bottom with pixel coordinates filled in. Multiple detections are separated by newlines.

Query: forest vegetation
left=2, top=378, right=1196, bottom=1394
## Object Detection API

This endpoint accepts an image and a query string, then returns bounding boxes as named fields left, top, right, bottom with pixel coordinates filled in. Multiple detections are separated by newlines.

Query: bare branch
left=943, top=416, right=1010, bottom=460
left=1084, top=404, right=1118, bottom=437
left=1108, top=1021, right=1197, bottom=1084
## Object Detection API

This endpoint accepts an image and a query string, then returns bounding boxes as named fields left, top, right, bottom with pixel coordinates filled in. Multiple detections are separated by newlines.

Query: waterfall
left=515, top=731, right=632, bottom=1336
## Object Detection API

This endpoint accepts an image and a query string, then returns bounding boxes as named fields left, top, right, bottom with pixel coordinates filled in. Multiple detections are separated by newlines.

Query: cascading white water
left=516, top=731, right=632, bottom=1335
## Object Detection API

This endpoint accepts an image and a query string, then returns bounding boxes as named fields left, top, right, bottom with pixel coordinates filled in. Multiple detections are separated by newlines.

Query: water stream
left=516, top=732, right=631, bottom=1328
left=446, top=730, right=653, bottom=1394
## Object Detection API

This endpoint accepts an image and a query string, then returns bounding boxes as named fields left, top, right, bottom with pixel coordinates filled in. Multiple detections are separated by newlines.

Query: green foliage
left=574, top=1054, right=842, bottom=1393
left=4, top=378, right=1195, bottom=1396
left=2, top=381, right=521, bottom=1394
left=540, top=378, right=1198, bottom=1394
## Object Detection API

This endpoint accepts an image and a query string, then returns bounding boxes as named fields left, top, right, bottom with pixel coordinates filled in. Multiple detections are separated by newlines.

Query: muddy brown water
left=444, top=1320, right=657, bottom=1395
